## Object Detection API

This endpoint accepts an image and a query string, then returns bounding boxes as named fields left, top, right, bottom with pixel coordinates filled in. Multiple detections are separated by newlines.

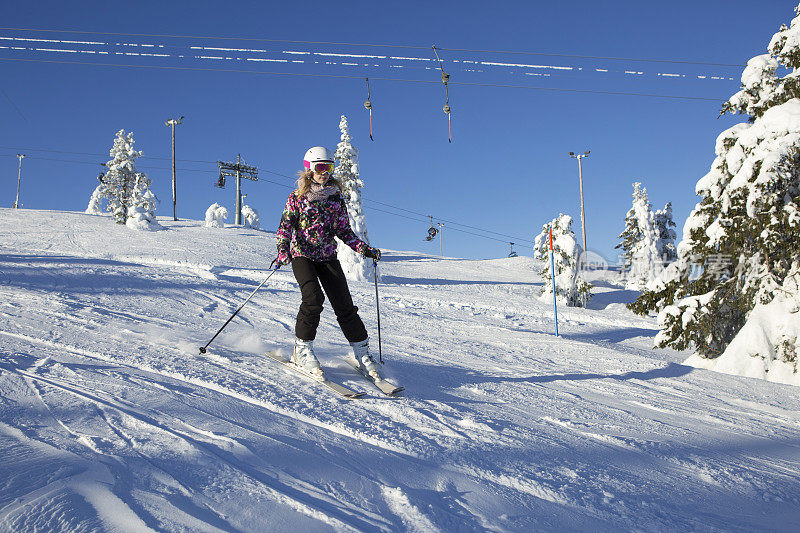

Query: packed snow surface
left=1, top=208, right=799, bottom=532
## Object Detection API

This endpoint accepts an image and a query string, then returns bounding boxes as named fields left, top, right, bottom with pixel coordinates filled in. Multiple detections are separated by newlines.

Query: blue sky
left=0, top=1, right=796, bottom=261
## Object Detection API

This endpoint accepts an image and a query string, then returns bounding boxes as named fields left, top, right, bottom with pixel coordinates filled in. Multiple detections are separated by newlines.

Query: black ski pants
left=291, top=256, right=368, bottom=343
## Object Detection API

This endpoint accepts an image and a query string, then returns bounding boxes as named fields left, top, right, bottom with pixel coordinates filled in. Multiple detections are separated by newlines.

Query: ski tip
left=375, top=380, right=404, bottom=395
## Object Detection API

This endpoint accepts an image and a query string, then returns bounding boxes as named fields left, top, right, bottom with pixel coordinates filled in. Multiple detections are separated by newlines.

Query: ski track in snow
left=1, top=209, right=800, bottom=532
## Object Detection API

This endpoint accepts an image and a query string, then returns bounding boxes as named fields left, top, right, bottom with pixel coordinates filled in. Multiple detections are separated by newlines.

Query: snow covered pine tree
left=533, top=214, right=592, bottom=307
left=334, top=115, right=376, bottom=282
left=615, top=182, right=662, bottom=290
left=630, top=3, right=800, bottom=380
left=654, top=202, right=677, bottom=263
left=97, top=129, right=159, bottom=228
left=614, top=182, right=645, bottom=273
left=126, top=174, right=161, bottom=230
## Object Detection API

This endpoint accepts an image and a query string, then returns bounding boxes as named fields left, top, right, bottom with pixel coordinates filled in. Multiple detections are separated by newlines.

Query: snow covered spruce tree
left=333, top=115, right=376, bottom=281
left=630, top=4, right=800, bottom=376
left=97, top=129, right=157, bottom=227
left=654, top=202, right=677, bottom=263
left=615, top=183, right=662, bottom=290
left=126, top=174, right=161, bottom=230
left=533, top=214, right=592, bottom=307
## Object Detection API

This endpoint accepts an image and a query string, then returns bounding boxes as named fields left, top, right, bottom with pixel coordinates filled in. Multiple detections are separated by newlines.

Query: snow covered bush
left=533, top=214, right=592, bottom=307
left=615, top=183, right=663, bottom=290
left=333, top=115, right=377, bottom=282
left=241, top=205, right=260, bottom=229
left=630, top=4, right=800, bottom=381
left=205, top=203, right=228, bottom=228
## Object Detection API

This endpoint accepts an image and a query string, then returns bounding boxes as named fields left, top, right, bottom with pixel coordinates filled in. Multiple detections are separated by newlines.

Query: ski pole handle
left=199, top=259, right=277, bottom=354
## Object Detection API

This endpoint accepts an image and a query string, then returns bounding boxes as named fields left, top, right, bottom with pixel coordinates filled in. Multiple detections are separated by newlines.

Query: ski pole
left=373, top=258, right=383, bottom=364
left=549, top=228, right=559, bottom=337
left=199, top=259, right=277, bottom=354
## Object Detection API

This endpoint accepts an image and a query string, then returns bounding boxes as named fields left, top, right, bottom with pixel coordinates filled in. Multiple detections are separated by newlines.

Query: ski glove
left=364, top=247, right=382, bottom=261
left=275, top=251, right=292, bottom=268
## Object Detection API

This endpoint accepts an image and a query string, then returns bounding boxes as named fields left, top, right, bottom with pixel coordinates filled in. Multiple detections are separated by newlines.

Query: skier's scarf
left=306, top=183, right=339, bottom=203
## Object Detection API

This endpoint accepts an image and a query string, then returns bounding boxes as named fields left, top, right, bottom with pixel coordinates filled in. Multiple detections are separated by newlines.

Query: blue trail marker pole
left=549, top=227, right=559, bottom=337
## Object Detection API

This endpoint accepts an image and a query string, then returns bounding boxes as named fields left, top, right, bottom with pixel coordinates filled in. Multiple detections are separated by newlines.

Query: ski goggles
left=312, top=162, right=334, bottom=174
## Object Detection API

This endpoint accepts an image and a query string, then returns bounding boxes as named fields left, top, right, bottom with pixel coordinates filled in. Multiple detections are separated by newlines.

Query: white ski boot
left=292, top=338, right=324, bottom=380
left=351, top=339, right=380, bottom=379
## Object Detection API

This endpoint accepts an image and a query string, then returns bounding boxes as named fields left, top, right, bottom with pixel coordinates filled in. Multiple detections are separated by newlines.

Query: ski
left=343, top=356, right=405, bottom=396
left=265, top=352, right=366, bottom=399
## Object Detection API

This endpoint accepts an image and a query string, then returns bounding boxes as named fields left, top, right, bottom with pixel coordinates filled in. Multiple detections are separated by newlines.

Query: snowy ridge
left=1, top=208, right=800, bottom=531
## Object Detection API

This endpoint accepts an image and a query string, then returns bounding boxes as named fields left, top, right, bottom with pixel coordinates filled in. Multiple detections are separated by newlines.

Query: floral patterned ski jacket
left=276, top=190, right=368, bottom=264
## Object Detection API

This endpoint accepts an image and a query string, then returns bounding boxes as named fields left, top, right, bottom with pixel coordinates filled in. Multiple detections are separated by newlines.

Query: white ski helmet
left=303, top=146, right=334, bottom=170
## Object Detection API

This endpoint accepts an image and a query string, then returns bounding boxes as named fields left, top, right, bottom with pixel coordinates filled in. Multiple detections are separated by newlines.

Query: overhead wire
left=0, top=26, right=745, bottom=67
left=0, top=145, right=218, bottom=164
left=0, top=34, right=740, bottom=85
left=0, top=57, right=726, bottom=102
left=0, top=29, right=740, bottom=100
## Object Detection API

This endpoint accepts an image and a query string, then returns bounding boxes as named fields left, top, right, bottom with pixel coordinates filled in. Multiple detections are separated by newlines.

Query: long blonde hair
left=295, top=169, right=342, bottom=196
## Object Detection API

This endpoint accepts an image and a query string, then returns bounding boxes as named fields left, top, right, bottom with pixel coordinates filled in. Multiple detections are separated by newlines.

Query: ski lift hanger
left=508, top=242, right=518, bottom=258
left=432, top=45, right=452, bottom=143
left=364, top=77, right=374, bottom=141
left=425, top=215, right=439, bottom=241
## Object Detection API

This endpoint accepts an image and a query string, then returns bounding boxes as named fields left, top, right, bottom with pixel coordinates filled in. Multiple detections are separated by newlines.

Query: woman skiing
left=275, top=146, right=382, bottom=380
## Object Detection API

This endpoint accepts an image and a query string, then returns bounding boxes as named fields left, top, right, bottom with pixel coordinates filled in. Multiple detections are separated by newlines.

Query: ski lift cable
left=0, top=145, right=219, bottom=164
left=0, top=34, right=743, bottom=84
left=0, top=27, right=745, bottom=67
left=364, top=196, right=532, bottom=243
left=5, top=151, right=534, bottom=245
left=0, top=36, right=744, bottom=87
left=0, top=57, right=727, bottom=102
left=367, top=205, right=531, bottom=245
left=0, top=150, right=532, bottom=244
left=0, top=148, right=662, bottom=242
left=2, top=153, right=222, bottom=174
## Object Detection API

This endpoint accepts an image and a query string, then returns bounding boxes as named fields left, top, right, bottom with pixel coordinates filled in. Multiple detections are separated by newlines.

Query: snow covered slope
left=1, top=208, right=799, bottom=532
